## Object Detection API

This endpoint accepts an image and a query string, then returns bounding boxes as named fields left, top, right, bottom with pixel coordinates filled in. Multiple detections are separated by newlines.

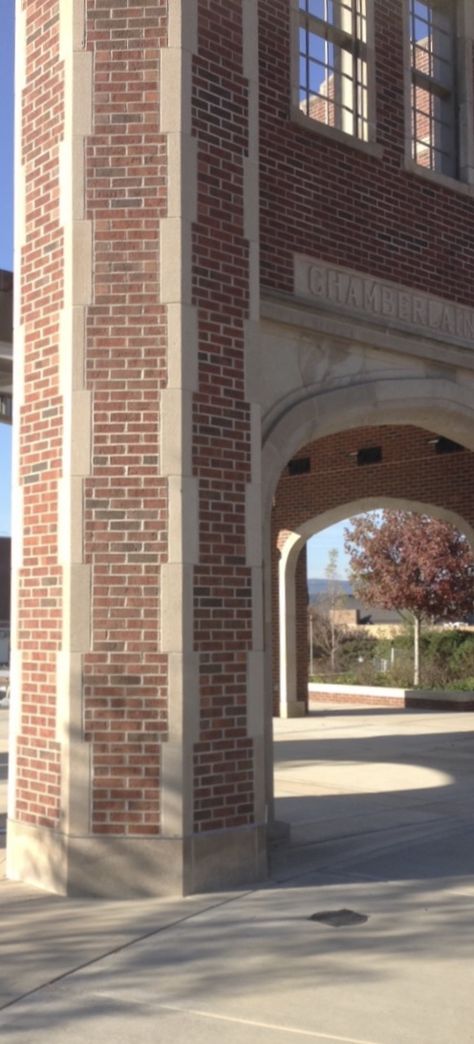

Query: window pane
left=298, top=0, right=368, bottom=140
left=308, top=32, right=327, bottom=61
left=409, top=0, right=456, bottom=177
left=300, top=0, right=366, bottom=39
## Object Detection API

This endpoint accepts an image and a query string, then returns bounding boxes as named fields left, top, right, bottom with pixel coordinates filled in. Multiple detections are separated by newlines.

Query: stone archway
left=262, top=376, right=474, bottom=512
left=260, top=379, right=474, bottom=823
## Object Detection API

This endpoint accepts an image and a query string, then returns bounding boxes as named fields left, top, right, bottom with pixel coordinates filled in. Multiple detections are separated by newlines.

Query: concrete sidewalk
left=1, top=705, right=474, bottom=1043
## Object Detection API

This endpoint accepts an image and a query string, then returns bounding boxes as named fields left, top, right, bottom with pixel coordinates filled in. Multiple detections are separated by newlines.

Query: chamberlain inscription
left=294, top=258, right=474, bottom=347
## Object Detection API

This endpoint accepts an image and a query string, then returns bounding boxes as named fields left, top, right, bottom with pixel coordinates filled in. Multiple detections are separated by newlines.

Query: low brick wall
left=308, top=683, right=474, bottom=712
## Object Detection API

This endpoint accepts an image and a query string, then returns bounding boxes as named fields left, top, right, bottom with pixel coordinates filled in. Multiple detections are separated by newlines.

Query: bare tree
left=309, top=549, right=348, bottom=673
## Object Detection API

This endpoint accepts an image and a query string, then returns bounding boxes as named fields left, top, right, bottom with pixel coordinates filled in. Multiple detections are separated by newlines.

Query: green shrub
left=311, top=628, right=474, bottom=690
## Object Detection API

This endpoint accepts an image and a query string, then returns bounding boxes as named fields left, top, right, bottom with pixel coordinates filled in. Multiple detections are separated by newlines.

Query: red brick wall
left=258, top=0, right=474, bottom=306
left=272, top=425, right=474, bottom=714
left=83, top=2, right=168, bottom=836
left=16, top=0, right=64, bottom=828
left=310, top=691, right=474, bottom=711
left=192, top=1, right=255, bottom=832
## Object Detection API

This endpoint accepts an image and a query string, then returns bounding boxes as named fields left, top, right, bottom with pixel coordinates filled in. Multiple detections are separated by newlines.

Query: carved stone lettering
left=464, top=312, right=474, bottom=339
left=296, top=257, right=474, bottom=349
left=347, top=277, right=362, bottom=309
left=308, top=265, right=326, bottom=297
left=382, top=286, right=396, bottom=318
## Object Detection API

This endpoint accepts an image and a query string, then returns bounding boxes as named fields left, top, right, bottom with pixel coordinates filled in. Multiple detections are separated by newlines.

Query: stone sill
left=291, top=107, right=384, bottom=160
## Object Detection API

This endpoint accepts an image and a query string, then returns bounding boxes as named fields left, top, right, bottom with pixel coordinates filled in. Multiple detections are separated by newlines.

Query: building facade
left=0, top=272, right=12, bottom=667
left=9, top=0, right=474, bottom=897
left=0, top=270, right=13, bottom=423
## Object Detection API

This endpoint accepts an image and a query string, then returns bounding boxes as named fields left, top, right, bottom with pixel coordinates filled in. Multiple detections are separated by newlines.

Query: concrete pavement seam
left=0, top=887, right=258, bottom=1014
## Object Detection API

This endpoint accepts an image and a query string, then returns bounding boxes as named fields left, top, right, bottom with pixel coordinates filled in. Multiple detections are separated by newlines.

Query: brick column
left=9, top=0, right=175, bottom=897
left=9, top=0, right=267, bottom=897
left=8, top=0, right=66, bottom=886
left=295, top=547, right=310, bottom=708
left=189, top=0, right=267, bottom=888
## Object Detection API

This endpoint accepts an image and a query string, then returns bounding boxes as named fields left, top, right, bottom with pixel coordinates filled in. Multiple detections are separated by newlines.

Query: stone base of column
left=6, top=819, right=268, bottom=898
left=187, top=823, right=268, bottom=894
left=268, top=819, right=291, bottom=844
left=279, top=700, right=306, bottom=718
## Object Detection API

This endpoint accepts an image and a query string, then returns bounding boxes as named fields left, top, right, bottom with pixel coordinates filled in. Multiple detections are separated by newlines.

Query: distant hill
left=308, top=577, right=352, bottom=601
left=308, top=577, right=402, bottom=625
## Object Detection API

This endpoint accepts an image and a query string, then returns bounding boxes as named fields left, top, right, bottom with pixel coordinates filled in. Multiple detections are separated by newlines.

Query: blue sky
left=0, top=1, right=14, bottom=537
left=307, top=522, right=351, bottom=578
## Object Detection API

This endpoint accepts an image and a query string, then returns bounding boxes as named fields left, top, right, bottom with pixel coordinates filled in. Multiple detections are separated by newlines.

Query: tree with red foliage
left=344, top=511, right=474, bottom=686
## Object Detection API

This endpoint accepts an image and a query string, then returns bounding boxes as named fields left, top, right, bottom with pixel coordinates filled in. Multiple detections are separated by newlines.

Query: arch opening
left=261, top=382, right=474, bottom=830
left=264, top=419, right=474, bottom=839
left=270, top=424, right=474, bottom=718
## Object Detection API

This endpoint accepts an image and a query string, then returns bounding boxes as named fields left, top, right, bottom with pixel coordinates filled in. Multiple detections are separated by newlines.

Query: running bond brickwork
left=272, top=425, right=474, bottom=714
left=192, top=1, right=255, bottom=833
left=16, top=0, right=64, bottom=827
left=309, top=691, right=474, bottom=711
left=83, top=1, right=168, bottom=836
left=18, top=0, right=474, bottom=888
left=258, top=0, right=474, bottom=308
left=18, top=0, right=257, bottom=850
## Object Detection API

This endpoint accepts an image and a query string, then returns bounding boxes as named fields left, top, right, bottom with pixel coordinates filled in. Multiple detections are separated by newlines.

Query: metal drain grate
left=309, top=909, right=368, bottom=928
